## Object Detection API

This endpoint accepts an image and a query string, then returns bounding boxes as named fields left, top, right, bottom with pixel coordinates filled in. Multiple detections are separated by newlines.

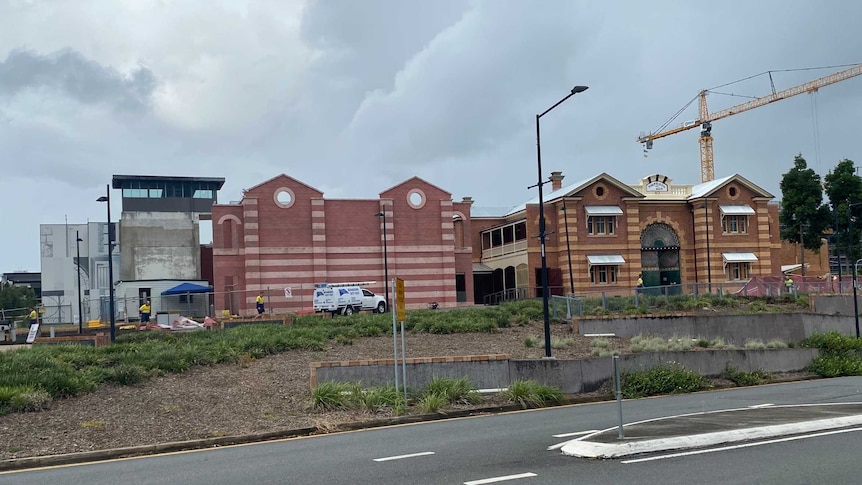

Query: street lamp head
left=97, top=196, right=109, bottom=202
left=375, top=212, right=384, bottom=217
left=571, top=85, right=589, bottom=94
left=77, top=237, right=83, bottom=242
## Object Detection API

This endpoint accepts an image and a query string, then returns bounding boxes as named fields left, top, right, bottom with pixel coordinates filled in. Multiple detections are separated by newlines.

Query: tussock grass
left=501, top=379, right=564, bottom=407
left=621, top=363, right=708, bottom=398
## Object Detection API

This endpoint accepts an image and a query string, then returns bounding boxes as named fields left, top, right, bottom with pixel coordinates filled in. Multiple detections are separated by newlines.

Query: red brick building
left=470, top=171, right=782, bottom=301
left=211, top=175, right=474, bottom=315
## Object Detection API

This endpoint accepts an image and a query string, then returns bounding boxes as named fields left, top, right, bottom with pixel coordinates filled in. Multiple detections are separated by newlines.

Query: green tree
left=779, top=154, right=831, bottom=252
left=824, top=158, right=862, bottom=263
left=0, top=282, right=37, bottom=315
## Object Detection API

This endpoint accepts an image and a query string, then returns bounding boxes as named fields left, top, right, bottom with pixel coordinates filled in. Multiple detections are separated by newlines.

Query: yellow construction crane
left=638, top=64, right=862, bottom=183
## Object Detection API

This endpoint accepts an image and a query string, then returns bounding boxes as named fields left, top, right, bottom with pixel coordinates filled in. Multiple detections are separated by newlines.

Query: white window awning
left=587, top=255, right=626, bottom=266
left=722, top=252, right=758, bottom=263
left=584, top=205, right=623, bottom=216
left=719, top=205, right=755, bottom=215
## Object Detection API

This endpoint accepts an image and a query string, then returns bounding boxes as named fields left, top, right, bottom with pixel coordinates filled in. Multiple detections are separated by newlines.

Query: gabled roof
left=379, top=176, right=452, bottom=197
left=688, top=174, right=774, bottom=199
left=505, top=173, right=644, bottom=216
left=242, top=174, right=323, bottom=197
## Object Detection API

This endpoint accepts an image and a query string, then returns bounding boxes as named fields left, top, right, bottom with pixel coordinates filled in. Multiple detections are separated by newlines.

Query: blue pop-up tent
left=161, top=282, right=213, bottom=295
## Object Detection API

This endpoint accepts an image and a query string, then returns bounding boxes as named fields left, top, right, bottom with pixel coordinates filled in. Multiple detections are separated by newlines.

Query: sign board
left=284, top=287, right=292, bottom=298
left=395, top=278, right=406, bottom=321
left=26, top=323, right=40, bottom=344
left=645, top=181, right=669, bottom=192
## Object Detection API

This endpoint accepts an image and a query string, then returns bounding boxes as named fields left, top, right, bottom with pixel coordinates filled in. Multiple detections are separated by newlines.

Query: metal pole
left=533, top=86, right=588, bottom=358
left=536, top=114, right=552, bottom=358
left=106, top=185, right=116, bottom=342
left=76, top=231, right=84, bottom=335
left=392, top=278, right=399, bottom=393
left=800, top=222, right=806, bottom=277
left=562, top=197, right=574, bottom=295
left=855, top=259, right=861, bottom=338
left=614, top=355, right=624, bottom=439
left=400, top=320, right=407, bottom=399
left=267, top=286, right=272, bottom=314
left=382, top=212, right=389, bottom=311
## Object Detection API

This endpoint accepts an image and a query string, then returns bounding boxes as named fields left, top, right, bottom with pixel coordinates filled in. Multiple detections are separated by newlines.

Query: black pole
left=533, top=85, right=588, bottom=358
left=833, top=207, right=842, bottom=293
left=76, top=231, right=83, bottom=335
left=98, top=185, right=116, bottom=342
left=377, top=211, right=389, bottom=312
left=854, top=259, right=861, bottom=338
left=562, top=197, right=574, bottom=295
left=705, top=200, right=712, bottom=293
left=536, top=114, right=552, bottom=357
left=799, top=222, right=805, bottom=277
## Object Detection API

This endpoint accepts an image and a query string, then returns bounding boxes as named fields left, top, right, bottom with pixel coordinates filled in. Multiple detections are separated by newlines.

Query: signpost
left=284, top=287, right=292, bottom=298
left=395, top=278, right=406, bottom=398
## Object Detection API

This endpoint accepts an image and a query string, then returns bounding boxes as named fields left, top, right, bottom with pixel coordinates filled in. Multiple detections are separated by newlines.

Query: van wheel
left=343, top=306, right=354, bottom=316
left=376, top=302, right=386, bottom=314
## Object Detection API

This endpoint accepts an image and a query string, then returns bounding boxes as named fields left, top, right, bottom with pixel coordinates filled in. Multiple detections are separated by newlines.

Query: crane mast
left=639, top=64, right=862, bottom=183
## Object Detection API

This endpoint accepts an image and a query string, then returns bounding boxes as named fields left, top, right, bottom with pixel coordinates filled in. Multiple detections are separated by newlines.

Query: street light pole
left=562, top=197, right=574, bottom=295
left=854, top=258, right=862, bottom=338
left=533, top=85, right=588, bottom=358
left=76, top=231, right=84, bottom=335
left=97, top=185, right=116, bottom=343
left=376, top=211, right=389, bottom=312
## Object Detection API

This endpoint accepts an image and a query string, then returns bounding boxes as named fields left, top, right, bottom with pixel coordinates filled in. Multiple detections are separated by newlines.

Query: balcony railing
left=481, top=240, right=528, bottom=259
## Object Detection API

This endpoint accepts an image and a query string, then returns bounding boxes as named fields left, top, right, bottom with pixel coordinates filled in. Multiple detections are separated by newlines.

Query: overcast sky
left=2, top=0, right=861, bottom=273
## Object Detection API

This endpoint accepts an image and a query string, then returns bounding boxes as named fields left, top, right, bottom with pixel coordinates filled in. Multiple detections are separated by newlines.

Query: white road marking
left=749, top=403, right=775, bottom=408
left=553, top=430, right=599, bottom=438
left=621, top=426, right=862, bottom=464
left=373, top=451, right=435, bottom=462
left=464, top=472, right=538, bottom=485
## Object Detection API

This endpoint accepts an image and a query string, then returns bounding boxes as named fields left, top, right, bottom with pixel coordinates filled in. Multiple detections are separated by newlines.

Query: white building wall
left=40, top=222, right=119, bottom=324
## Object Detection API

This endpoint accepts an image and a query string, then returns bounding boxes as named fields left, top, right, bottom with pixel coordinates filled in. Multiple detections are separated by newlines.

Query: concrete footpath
left=558, top=402, right=862, bottom=458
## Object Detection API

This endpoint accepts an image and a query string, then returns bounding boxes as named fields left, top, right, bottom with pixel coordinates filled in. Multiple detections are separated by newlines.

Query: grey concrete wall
left=510, top=348, right=820, bottom=394
left=314, top=360, right=511, bottom=391
left=578, top=313, right=854, bottom=344
left=312, top=349, right=819, bottom=395
left=811, top=295, right=854, bottom=316
left=119, top=212, right=200, bottom=281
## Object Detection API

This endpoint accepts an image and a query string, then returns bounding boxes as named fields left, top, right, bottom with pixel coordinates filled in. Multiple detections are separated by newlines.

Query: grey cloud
left=0, top=48, right=158, bottom=113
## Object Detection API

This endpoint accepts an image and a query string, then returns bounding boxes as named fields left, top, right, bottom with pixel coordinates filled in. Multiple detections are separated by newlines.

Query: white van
left=313, top=282, right=386, bottom=315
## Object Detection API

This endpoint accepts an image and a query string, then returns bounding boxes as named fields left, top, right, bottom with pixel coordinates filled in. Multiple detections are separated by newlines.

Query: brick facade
left=471, top=172, right=785, bottom=300
left=212, top=175, right=473, bottom=315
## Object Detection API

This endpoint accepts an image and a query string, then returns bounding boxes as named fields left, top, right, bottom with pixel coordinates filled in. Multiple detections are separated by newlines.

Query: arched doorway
left=640, top=222, right=681, bottom=293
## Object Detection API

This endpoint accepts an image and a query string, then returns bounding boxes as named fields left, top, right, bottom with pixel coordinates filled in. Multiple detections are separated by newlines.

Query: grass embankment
left=581, top=292, right=809, bottom=316
left=0, top=301, right=547, bottom=415
left=312, top=376, right=563, bottom=414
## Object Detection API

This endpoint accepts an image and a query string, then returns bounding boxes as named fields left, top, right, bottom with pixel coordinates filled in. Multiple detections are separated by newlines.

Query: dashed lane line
left=464, top=472, right=538, bottom=484
left=373, top=451, right=435, bottom=462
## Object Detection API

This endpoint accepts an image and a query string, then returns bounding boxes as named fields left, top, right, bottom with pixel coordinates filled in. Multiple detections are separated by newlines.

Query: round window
left=274, top=187, right=296, bottom=208
left=407, top=189, right=426, bottom=209
left=728, top=186, right=738, bottom=197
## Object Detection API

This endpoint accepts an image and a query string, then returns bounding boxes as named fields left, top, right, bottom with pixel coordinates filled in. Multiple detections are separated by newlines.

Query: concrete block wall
left=309, top=349, right=819, bottom=395
left=577, top=313, right=854, bottom=344
left=310, top=354, right=510, bottom=390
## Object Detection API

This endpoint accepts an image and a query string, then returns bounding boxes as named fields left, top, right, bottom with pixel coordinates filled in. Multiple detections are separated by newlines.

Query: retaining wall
left=577, top=313, right=853, bottom=344
left=310, top=349, right=819, bottom=394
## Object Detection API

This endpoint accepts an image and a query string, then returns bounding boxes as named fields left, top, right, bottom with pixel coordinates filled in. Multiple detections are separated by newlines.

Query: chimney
left=549, top=171, right=564, bottom=191
left=460, top=196, right=474, bottom=205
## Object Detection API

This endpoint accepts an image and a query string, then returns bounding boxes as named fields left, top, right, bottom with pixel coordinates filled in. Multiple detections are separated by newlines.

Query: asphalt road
left=5, top=377, right=862, bottom=484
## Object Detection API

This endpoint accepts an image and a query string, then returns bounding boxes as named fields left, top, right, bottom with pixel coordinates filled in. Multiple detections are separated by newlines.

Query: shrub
left=524, top=337, right=538, bottom=348
left=590, top=337, right=611, bottom=349
left=708, top=338, right=731, bottom=349
left=550, top=338, right=574, bottom=349
left=312, top=381, right=353, bottom=410
left=418, top=393, right=447, bottom=413
left=695, top=338, right=709, bottom=348
left=502, top=379, right=564, bottom=407
left=621, top=363, right=708, bottom=398
left=590, top=349, right=616, bottom=358
left=724, top=366, right=770, bottom=386
left=744, top=339, right=767, bottom=350
left=359, top=385, right=404, bottom=412
left=801, top=332, right=862, bottom=355
left=421, top=376, right=482, bottom=405
left=808, top=355, right=862, bottom=377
